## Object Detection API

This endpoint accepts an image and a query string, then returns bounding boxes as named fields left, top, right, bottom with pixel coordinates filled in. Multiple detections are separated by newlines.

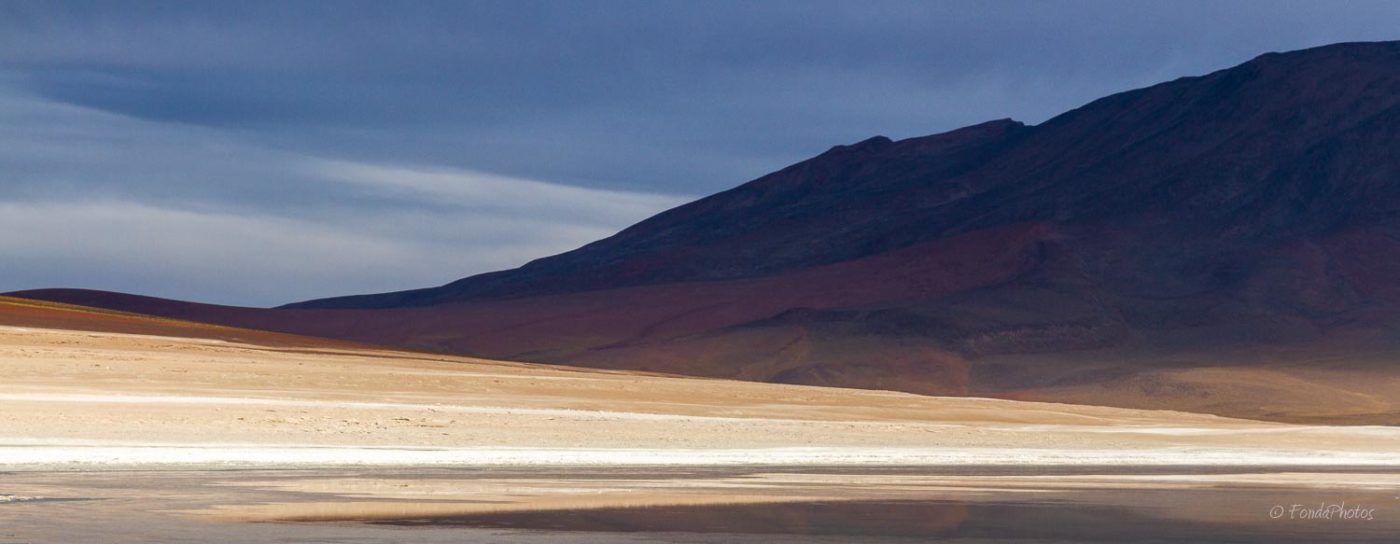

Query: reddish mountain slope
left=0, top=296, right=364, bottom=349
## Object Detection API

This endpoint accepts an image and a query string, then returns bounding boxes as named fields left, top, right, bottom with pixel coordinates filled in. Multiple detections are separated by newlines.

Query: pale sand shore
left=2, top=325, right=1398, bottom=469
left=6, top=443, right=1399, bottom=468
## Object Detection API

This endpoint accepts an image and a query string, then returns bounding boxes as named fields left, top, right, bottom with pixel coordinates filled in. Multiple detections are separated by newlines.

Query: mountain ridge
left=288, top=40, right=1400, bottom=310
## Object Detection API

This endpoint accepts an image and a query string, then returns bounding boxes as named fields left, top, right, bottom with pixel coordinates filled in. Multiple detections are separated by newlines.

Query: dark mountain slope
left=290, top=41, right=1400, bottom=309
left=288, top=117, right=1034, bottom=308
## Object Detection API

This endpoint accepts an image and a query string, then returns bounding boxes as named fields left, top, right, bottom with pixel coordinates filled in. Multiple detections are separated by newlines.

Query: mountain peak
left=891, top=118, right=1025, bottom=156
left=822, top=135, right=894, bottom=156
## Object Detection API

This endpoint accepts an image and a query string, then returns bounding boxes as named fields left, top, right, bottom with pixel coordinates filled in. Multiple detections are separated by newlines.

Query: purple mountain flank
left=15, top=41, right=1400, bottom=423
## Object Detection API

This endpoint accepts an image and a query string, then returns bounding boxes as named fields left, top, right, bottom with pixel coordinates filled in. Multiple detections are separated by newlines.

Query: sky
left=2, top=1, right=1398, bottom=306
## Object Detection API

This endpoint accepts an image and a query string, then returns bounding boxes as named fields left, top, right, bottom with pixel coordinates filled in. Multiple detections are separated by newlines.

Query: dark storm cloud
left=1, top=1, right=1397, bottom=304
left=10, top=0, right=1397, bottom=192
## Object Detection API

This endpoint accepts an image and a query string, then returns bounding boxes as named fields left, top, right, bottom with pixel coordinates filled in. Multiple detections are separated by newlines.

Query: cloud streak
left=309, top=160, right=686, bottom=225
left=0, top=87, right=688, bottom=306
left=0, top=195, right=670, bottom=307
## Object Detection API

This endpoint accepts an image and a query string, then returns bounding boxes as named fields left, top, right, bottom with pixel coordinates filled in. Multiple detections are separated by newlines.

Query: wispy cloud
left=0, top=87, right=690, bottom=306
left=309, top=159, right=687, bottom=226
left=0, top=198, right=637, bottom=306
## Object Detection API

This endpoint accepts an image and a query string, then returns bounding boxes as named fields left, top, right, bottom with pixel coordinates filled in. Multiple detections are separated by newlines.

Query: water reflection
left=4, top=467, right=1397, bottom=543
left=374, top=496, right=1397, bottom=542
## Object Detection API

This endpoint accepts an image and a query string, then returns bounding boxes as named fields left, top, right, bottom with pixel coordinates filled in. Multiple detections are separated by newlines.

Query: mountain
left=13, top=41, right=1400, bottom=423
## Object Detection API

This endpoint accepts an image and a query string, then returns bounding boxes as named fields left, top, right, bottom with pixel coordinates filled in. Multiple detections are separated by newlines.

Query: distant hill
left=14, top=41, right=1400, bottom=423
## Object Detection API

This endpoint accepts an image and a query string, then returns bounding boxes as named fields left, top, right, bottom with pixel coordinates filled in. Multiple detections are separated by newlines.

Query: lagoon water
left=3, top=466, right=1397, bottom=543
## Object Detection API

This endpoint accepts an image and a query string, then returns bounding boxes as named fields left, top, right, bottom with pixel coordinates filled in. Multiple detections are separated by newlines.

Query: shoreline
left=5, top=441, right=1400, bottom=470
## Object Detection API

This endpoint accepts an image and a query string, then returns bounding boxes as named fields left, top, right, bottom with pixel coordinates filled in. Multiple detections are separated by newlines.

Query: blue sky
left=2, top=1, right=1398, bottom=306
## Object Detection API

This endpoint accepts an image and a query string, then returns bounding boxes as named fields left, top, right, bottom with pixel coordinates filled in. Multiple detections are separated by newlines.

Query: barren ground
left=2, top=299, right=1398, bottom=540
left=2, top=317, right=1398, bottom=467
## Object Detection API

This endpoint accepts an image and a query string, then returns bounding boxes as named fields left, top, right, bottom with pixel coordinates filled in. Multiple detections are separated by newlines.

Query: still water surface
left=3, top=466, right=1396, bottom=543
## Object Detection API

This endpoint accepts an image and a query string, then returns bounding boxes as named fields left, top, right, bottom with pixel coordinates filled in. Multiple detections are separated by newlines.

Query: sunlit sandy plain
left=2, top=297, right=1398, bottom=542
